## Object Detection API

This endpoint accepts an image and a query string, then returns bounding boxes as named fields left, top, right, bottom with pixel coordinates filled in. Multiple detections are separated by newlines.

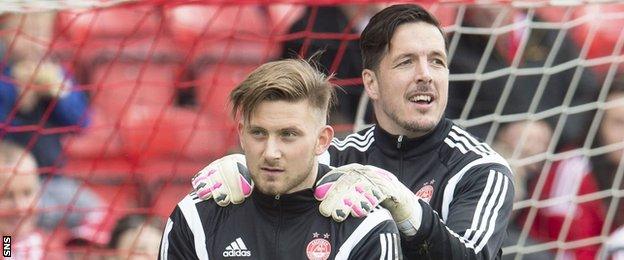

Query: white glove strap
left=396, top=200, right=422, bottom=237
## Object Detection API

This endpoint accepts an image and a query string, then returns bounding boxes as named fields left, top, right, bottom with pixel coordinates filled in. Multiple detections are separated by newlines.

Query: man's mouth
left=408, top=93, right=435, bottom=105
left=260, top=167, right=285, bottom=174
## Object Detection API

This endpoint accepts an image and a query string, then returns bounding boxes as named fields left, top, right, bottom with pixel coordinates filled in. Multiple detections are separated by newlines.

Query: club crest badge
left=306, top=233, right=331, bottom=260
left=415, top=179, right=435, bottom=203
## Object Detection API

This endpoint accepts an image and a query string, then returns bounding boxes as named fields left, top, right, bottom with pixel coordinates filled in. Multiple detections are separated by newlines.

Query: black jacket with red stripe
left=321, top=118, right=515, bottom=259
left=159, top=164, right=402, bottom=260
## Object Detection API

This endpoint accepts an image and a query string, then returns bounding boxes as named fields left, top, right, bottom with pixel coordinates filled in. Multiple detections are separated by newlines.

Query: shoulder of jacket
left=440, top=124, right=511, bottom=172
left=330, top=125, right=376, bottom=152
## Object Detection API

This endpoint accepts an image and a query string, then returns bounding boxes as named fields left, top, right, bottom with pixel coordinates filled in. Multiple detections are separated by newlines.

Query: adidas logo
left=223, top=237, right=251, bottom=258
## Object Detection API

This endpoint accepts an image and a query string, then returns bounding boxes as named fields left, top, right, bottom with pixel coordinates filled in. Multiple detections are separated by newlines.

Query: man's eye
left=398, top=59, right=412, bottom=66
left=282, top=131, right=297, bottom=138
left=432, top=58, right=446, bottom=67
left=250, top=130, right=265, bottom=137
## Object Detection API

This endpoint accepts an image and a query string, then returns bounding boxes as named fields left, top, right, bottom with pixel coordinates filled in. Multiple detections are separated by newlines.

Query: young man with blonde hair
left=159, top=59, right=401, bottom=259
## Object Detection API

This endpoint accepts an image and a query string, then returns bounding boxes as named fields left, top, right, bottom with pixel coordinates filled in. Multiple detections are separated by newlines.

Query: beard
left=386, top=106, right=441, bottom=136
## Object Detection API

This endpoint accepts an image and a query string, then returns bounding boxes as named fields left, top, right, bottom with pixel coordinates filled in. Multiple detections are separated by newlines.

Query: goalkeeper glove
left=191, top=154, right=254, bottom=206
left=315, top=164, right=423, bottom=236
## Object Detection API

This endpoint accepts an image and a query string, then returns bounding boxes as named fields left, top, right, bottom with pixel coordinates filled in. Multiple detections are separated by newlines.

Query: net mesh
left=0, top=0, right=623, bottom=259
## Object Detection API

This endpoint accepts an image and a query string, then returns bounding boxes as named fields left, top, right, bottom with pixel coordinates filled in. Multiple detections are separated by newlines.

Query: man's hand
left=12, top=60, right=68, bottom=98
left=191, top=154, right=254, bottom=206
left=315, top=164, right=423, bottom=236
left=314, top=164, right=388, bottom=221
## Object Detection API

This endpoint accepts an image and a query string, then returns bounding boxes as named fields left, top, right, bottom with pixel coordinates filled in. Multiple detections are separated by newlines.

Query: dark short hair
left=360, top=4, right=446, bottom=70
left=108, top=214, right=163, bottom=249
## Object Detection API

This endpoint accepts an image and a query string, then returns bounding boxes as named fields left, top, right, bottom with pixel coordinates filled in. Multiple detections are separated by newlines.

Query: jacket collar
left=373, top=118, right=452, bottom=158
left=251, top=164, right=330, bottom=217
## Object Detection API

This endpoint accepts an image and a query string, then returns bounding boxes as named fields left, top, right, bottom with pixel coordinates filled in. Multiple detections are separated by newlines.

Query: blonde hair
left=230, top=59, right=336, bottom=122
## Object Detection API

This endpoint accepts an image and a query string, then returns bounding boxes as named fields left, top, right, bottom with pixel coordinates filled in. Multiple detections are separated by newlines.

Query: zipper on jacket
left=397, top=135, right=404, bottom=180
left=397, top=135, right=404, bottom=149
left=274, top=195, right=282, bottom=259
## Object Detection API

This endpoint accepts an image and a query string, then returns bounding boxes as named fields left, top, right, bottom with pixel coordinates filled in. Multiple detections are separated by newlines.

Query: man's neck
left=375, top=118, right=431, bottom=139
left=283, top=160, right=319, bottom=195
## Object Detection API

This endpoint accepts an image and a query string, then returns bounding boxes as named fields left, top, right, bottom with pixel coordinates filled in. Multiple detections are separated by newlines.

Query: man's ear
left=238, top=121, right=246, bottom=152
left=315, top=125, right=334, bottom=156
left=362, top=69, right=379, bottom=100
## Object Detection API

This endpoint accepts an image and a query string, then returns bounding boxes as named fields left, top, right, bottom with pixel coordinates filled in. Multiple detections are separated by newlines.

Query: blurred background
left=0, top=0, right=623, bottom=259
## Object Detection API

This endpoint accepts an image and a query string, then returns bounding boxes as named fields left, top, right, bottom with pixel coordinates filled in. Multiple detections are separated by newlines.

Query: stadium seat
left=89, top=61, right=178, bottom=119
left=117, top=106, right=233, bottom=161
left=166, top=4, right=280, bottom=63
left=537, top=3, right=624, bottom=76
left=57, top=5, right=161, bottom=41
left=55, top=6, right=180, bottom=64
left=267, top=4, right=306, bottom=34
left=147, top=181, right=192, bottom=218
left=63, top=107, right=125, bottom=159
left=194, top=63, right=256, bottom=120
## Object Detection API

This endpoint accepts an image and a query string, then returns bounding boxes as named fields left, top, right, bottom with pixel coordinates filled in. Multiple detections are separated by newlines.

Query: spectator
left=107, top=214, right=163, bottom=260
left=604, top=225, right=624, bottom=259
left=0, top=12, right=106, bottom=245
left=447, top=5, right=598, bottom=148
left=0, top=141, right=64, bottom=259
left=495, top=120, right=553, bottom=202
left=0, top=12, right=89, bottom=171
left=522, top=82, right=624, bottom=259
left=493, top=120, right=554, bottom=259
left=281, top=4, right=385, bottom=125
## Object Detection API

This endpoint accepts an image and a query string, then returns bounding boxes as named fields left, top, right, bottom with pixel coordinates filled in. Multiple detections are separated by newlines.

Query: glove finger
left=213, top=187, right=231, bottom=207
left=237, top=162, right=254, bottom=198
left=319, top=182, right=350, bottom=219
left=334, top=179, right=356, bottom=222
left=196, top=182, right=217, bottom=200
left=218, top=158, right=247, bottom=204
left=343, top=192, right=368, bottom=218
left=206, top=170, right=230, bottom=206
left=358, top=182, right=390, bottom=207
left=228, top=163, right=253, bottom=204
left=192, top=168, right=215, bottom=199
left=353, top=186, right=377, bottom=215
left=192, top=167, right=216, bottom=190
left=332, top=197, right=353, bottom=222
left=319, top=197, right=336, bottom=218
left=314, top=171, right=344, bottom=200
left=350, top=181, right=381, bottom=218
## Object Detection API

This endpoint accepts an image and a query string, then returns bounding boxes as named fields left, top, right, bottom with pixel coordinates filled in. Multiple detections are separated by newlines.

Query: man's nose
left=414, top=59, right=433, bottom=85
left=263, top=137, right=282, bottom=160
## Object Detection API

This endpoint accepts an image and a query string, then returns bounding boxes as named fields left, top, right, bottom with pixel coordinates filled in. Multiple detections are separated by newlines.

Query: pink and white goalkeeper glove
left=314, top=163, right=423, bottom=236
left=191, top=154, right=254, bottom=206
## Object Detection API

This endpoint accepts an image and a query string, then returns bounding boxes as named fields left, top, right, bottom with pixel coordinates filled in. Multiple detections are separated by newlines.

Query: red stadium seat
left=537, top=3, right=624, bottom=76
left=267, top=4, right=306, bottom=34
left=89, top=61, right=178, bottom=120
left=117, top=106, right=233, bottom=160
left=195, top=63, right=256, bottom=121
left=63, top=107, right=125, bottom=159
left=148, top=182, right=192, bottom=218
left=57, top=5, right=161, bottom=41
left=166, top=4, right=279, bottom=63
left=55, top=6, right=180, bottom=64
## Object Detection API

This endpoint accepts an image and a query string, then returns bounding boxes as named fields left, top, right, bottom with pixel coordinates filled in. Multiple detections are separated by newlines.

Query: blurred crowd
left=0, top=3, right=623, bottom=259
